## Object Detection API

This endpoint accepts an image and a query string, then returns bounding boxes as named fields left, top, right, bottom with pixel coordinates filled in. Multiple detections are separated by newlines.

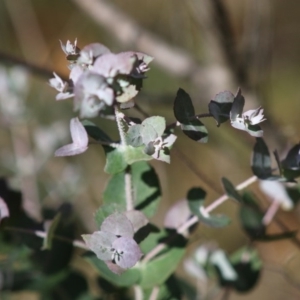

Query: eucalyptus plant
left=1, top=40, right=300, bottom=299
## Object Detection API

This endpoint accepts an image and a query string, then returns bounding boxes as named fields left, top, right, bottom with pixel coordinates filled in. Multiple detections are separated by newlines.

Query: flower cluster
left=229, top=89, right=266, bottom=137
left=49, top=40, right=153, bottom=118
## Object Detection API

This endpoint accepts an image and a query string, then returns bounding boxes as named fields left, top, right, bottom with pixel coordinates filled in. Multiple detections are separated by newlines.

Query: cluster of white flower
left=49, top=40, right=153, bottom=118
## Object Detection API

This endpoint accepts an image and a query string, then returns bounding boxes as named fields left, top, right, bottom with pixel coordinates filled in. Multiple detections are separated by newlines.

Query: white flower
left=243, top=107, right=266, bottom=125
left=151, top=134, right=177, bottom=162
left=49, top=73, right=74, bottom=100
left=59, top=39, right=79, bottom=55
left=230, top=106, right=266, bottom=137
left=77, top=49, right=93, bottom=65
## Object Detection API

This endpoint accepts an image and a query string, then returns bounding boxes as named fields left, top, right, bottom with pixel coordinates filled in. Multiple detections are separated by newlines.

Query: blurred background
left=1, top=0, right=300, bottom=299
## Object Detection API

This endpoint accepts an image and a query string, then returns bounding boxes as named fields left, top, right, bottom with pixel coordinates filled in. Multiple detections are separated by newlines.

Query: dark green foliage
left=208, top=91, right=234, bottom=126
left=251, top=138, right=272, bottom=179
left=174, top=88, right=208, bottom=142
left=221, top=177, right=242, bottom=202
left=102, top=162, right=161, bottom=219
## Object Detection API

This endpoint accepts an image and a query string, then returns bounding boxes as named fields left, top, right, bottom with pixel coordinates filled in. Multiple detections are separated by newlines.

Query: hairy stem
left=125, top=166, right=134, bottom=211
left=114, top=105, right=127, bottom=146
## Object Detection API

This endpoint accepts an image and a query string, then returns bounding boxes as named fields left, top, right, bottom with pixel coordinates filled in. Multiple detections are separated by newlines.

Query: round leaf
left=111, top=237, right=142, bottom=269
left=101, top=212, right=134, bottom=237
left=82, top=231, right=117, bottom=260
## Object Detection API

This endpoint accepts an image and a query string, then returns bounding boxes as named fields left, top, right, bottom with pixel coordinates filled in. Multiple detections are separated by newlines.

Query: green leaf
left=181, top=119, right=208, bottom=143
left=139, top=247, right=186, bottom=289
left=84, top=253, right=140, bottom=287
left=221, top=177, right=243, bottom=203
left=123, top=145, right=152, bottom=164
left=208, top=91, right=234, bottom=126
left=42, top=213, right=61, bottom=250
left=239, top=192, right=267, bottom=238
left=187, top=187, right=230, bottom=228
left=174, top=88, right=195, bottom=123
left=82, top=120, right=112, bottom=143
left=139, top=229, right=166, bottom=255
left=251, top=138, right=272, bottom=179
left=104, top=145, right=152, bottom=174
left=281, top=144, right=300, bottom=180
left=141, top=116, right=166, bottom=145
left=126, top=124, right=143, bottom=147
left=103, top=162, right=161, bottom=218
left=187, top=187, right=206, bottom=216
left=281, top=143, right=300, bottom=170
left=94, top=203, right=124, bottom=228
left=198, top=208, right=231, bottom=228
left=104, top=146, right=127, bottom=174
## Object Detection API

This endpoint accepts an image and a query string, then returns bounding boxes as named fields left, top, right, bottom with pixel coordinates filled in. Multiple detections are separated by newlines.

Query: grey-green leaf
left=42, top=213, right=61, bottom=250
left=84, top=253, right=140, bottom=287
left=221, top=177, right=242, bottom=203
left=251, top=138, right=272, bottom=179
left=126, top=124, right=143, bottom=147
left=198, top=207, right=231, bottom=228
left=104, top=146, right=128, bottom=174
left=187, top=187, right=206, bottom=216
left=181, top=119, right=208, bottom=143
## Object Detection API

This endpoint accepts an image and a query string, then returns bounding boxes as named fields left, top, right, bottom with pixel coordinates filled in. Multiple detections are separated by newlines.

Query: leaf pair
left=82, top=211, right=147, bottom=273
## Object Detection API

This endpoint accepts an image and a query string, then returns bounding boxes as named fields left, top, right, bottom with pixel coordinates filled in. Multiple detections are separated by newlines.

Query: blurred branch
left=4, top=0, right=52, bottom=66
left=0, top=51, right=63, bottom=80
left=71, top=0, right=236, bottom=98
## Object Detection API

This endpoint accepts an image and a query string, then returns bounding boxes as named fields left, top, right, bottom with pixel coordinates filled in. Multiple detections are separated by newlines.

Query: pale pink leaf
left=0, top=197, right=9, bottom=222
left=55, top=117, right=88, bottom=157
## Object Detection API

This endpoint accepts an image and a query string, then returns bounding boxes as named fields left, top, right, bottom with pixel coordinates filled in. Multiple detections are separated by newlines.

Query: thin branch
left=142, top=175, right=257, bottom=263
left=149, top=286, right=160, bottom=300
left=262, top=200, right=280, bottom=226
left=204, top=175, right=257, bottom=213
left=0, top=51, right=66, bottom=81
left=5, top=226, right=88, bottom=250
left=133, top=285, right=143, bottom=300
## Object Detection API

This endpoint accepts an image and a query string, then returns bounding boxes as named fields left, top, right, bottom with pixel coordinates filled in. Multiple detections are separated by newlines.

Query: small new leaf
left=0, top=197, right=9, bottom=223
left=198, top=207, right=231, bottom=228
left=221, top=177, right=243, bottom=203
left=55, top=117, right=88, bottom=156
left=42, top=213, right=61, bottom=250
